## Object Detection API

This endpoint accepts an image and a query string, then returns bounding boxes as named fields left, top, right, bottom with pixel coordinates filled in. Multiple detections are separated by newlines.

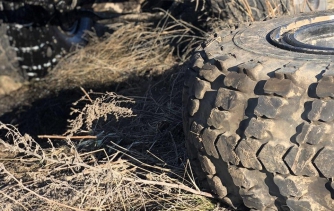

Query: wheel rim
left=269, top=15, right=334, bottom=55
left=55, top=17, right=92, bottom=47
left=59, top=18, right=80, bottom=36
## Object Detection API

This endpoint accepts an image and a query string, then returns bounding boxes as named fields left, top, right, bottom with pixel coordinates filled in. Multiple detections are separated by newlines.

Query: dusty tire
left=183, top=11, right=334, bottom=211
left=209, top=0, right=327, bottom=22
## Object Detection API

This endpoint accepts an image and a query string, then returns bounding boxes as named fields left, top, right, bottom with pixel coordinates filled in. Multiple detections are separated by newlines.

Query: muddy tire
left=183, top=11, right=334, bottom=210
left=209, top=0, right=327, bottom=22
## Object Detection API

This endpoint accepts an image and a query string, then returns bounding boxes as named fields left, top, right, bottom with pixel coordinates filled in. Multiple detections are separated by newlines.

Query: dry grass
left=221, top=0, right=325, bottom=23
left=240, top=0, right=289, bottom=20
left=0, top=85, right=218, bottom=210
left=0, top=13, right=217, bottom=209
left=49, top=12, right=206, bottom=89
left=0, top=128, right=214, bottom=210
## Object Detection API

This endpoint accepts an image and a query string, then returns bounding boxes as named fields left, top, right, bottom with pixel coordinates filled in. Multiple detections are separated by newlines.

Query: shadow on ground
left=0, top=65, right=185, bottom=160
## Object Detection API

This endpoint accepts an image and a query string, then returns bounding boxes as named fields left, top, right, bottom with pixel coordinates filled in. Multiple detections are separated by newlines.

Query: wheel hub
left=58, top=12, right=80, bottom=35
left=269, top=15, right=334, bottom=55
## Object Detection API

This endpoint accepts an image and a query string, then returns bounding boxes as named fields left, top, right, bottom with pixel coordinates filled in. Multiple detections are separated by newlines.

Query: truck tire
left=6, top=18, right=93, bottom=80
left=209, top=0, right=327, bottom=22
left=183, top=11, right=334, bottom=210
left=0, top=4, right=93, bottom=80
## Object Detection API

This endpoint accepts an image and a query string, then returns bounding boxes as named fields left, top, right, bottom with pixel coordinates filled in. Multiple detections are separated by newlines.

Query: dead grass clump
left=56, top=23, right=174, bottom=77
left=67, top=91, right=135, bottom=135
left=50, top=13, right=206, bottom=88
left=66, top=66, right=186, bottom=167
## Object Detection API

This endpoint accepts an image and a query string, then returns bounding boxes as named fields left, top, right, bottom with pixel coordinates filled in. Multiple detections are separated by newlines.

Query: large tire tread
left=183, top=25, right=334, bottom=210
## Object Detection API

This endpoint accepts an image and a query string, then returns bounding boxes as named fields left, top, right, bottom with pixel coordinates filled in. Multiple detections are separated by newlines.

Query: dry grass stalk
left=265, top=0, right=275, bottom=17
left=66, top=68, right=186, bottom=165
left=264, top=0, right=281, bottom=18
left=53, top=23, right=174, bottom=83
left=226, top=0, right=290, bottom=22
left=239, top=0, right=254, bottom=21
left=38, top=135, right=97, bottom=139
left=0, top=121, right=215, bottom=210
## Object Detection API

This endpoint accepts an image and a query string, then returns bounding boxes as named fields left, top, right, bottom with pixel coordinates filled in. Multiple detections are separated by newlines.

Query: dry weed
left=67, top=66, right=186, bottom=166
left=0, top=69, right=220, bottom=210
left=67, top=91, right=135, bottom=135
left=220, top=0, right=291, bottom=23
left=0, top=6, right=225, bottom=211
left=0, top=122, right=214, bottom=210
left=49, top=12, right=206, bottom=89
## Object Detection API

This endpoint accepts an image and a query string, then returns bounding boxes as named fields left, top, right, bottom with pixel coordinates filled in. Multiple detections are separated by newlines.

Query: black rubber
left=0, top=3, right=93, bottom=80
left=6, top=17, right=93, bottom=79
left=183, top=11, right=334, bottom=211
left=209, top=0, right=327, bottom=22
